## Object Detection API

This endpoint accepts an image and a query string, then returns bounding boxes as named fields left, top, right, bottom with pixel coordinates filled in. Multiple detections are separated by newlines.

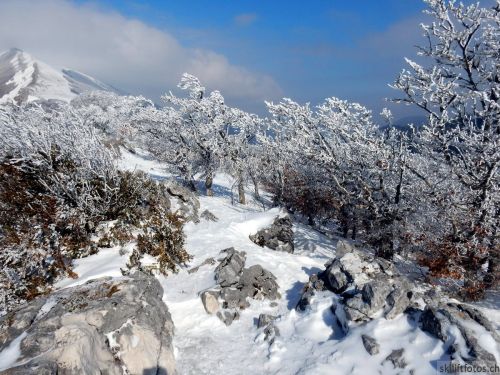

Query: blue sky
left=0, top=0, right=437, bottom=119
left=76, top=0, right=429, bottom=118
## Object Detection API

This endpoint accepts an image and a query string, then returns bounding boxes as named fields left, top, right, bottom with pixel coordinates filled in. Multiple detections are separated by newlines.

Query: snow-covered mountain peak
left=0, top=48, right=119, bottom=105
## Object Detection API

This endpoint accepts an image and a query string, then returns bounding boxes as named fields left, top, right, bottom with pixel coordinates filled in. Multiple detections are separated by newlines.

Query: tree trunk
left=235, top=169, right=246, bottom=205
left=185, top=171, right=197, bottom=192
left=205, top=171, right=213, bottom=196
left=250, top=172, right=260, bottom=200
left=238, top=177, right=246, bottom=205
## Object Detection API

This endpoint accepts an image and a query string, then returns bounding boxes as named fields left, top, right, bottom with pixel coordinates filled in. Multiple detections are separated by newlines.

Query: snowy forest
left=0, top=0, right=499, bottom=374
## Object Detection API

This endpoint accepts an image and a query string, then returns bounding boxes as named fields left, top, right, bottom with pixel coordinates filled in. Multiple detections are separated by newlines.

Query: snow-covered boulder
left=0, top=272, right=175, bottom=375
left=249, top=215, right=294, bottom=253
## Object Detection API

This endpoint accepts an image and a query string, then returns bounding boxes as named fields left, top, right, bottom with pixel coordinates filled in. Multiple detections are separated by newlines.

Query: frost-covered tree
left=71, top=91, right=155, bottom=150
left=161, top=74, right=229, bottom=196
left=392, top=0, right=500, bottom=296
left=264, top=98, right=416, bottom=254
left=222, top=108, right=261, bottom=204
left=141, top=73, right=260, bottom=202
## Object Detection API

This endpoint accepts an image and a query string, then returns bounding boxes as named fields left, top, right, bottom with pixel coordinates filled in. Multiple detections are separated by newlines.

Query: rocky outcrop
left=416, top=304, right=498, bottom=370
left=200, top=248, right=280, bottom=326
left=0, top=273, right=175, bottom=375
left=304, top=239, right=499, bottom=371
left=306, top=240, right=416, bottom=326
left=249, top=216, right=294, bottom=253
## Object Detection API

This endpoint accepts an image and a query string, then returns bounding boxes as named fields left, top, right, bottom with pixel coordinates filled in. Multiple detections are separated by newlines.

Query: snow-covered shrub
left=137, top=211, right=188, bottom=274
left=0, top=156, right=91, bottom=312
left=70, top=91, right=155, bottom=151
left=0, top=104, right=190, bottom=313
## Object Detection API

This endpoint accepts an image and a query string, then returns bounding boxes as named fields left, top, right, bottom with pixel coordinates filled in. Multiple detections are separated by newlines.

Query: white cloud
left=0, top=0, right=282, bottom=109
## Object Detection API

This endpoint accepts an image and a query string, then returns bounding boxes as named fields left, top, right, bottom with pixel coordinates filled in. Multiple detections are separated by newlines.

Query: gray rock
left=361, top=334, right=379, bottom=355
left=200, top=209, right=218, bottom=222
left=0, top=272, right=175, bottom=375
left=216, top=310, right=239, bottom=326
left=331, top=301, right=349, bottom=334
left=257, top=314, right=277, bottom=329
left=440, top=304, right=498, bottom=369
left=344, top=294, right=371, bottom=322
left=335, top=240, right=355, bottom=258
left=249, top=216, right=294, bottom=253
left=239, top=265, right=280, bottom=301
left=296, top=284, right=315, bottom=312
left=361, top=278, right=392, bottom=310
left=323, top=260, right=350, bottom=293
left=419, top=306, right=448, bottom=341
left=450, top=303, right=500, bottom=341
left=188, top=257, right=216, bottom=274
left=212, top=248, right=280, bottom=322
left=215, top=248, right=246, bottom=287
left=384, top=349, right=407, bottom=369
left=166, top=181, right=200, bottom=223
left=263, top=323, right=280, bottom=344
left=418, top=303, right=498, bottom=369
left=201, top=290, right=220, bottom=314
left=384, top=278, right=413, bottom=319
left=295, top=275, right=326, bottom=311
left=221, top=288, right=250, bottom=310
left=342, top=278, right=394, bottom=322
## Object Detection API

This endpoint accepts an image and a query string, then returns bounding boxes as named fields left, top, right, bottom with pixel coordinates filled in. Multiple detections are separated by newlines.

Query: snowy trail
left=158, top=193, right=335, bottom=375
left=155, top=183, right=451, bottom=375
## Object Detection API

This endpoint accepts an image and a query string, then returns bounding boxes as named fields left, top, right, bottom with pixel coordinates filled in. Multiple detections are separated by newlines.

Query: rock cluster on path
left=249, top=215, right=294, bottom=253
left=0, top=272, right=175, bottom=375
left=200, top=247, right=280, bottom=326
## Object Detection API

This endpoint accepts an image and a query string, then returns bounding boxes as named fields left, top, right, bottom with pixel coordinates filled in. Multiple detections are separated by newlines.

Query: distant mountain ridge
left=0, top=48, right=120, bottom=105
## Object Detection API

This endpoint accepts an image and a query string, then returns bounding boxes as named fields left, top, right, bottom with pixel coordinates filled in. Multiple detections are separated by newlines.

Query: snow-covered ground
left=23, top=151, right=496, bottom=375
